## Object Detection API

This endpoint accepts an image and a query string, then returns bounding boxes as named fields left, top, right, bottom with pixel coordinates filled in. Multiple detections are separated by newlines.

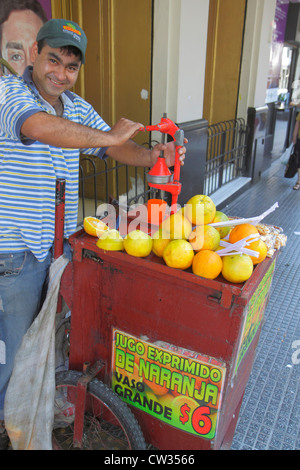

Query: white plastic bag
left=4, top=255, right=69, bottom=450
left=280, top=144, right=294, bottom=165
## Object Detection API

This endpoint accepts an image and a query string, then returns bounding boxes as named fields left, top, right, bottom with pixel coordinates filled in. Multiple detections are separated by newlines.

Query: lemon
left=212, top=211, right=231, bottom=239
left=96, top=229, right=124, bottom=251
left=189, top=225, right=220, bottom=252
left=152, top=229, right=170, bottom=257
left=250, top=238, right=268, bottom=265
left=221, top=254, right=253, bottom=283
left=163, top=239, right=194, bottom=270
left=185, top=195, right=216, bottom=225
left=160, top=212, right=192, bottom=240
left=124, top=230, right=153, bottom=257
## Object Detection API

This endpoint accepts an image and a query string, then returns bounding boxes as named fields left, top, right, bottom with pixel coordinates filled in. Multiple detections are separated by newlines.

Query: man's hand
left=150, top=139, right=188, bottom=168
left=109, top=118, right=143, bottom=146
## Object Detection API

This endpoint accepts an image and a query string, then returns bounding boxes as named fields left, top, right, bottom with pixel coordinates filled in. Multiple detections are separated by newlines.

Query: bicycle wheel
left=53, top=370, right=146, bottom=450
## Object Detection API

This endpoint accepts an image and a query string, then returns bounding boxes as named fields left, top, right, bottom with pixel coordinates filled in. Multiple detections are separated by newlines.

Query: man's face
left=1, top=10, right=44, bottom=76
left=31, top=42, right=81, bottom=105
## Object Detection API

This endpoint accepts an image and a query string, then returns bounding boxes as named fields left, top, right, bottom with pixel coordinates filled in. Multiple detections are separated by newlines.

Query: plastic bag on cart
left=4, top=255, right=69, bottom=450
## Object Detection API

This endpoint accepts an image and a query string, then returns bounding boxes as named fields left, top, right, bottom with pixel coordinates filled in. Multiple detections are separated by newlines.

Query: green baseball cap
left=37, top=19, right=87, bottom=64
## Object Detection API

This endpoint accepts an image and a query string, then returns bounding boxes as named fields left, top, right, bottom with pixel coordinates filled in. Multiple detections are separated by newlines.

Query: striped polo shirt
left=0, top=67, right=110, bottom=261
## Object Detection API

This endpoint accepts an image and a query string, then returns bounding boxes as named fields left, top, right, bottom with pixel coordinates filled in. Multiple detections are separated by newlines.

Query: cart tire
left=53, top=370, right=146, bottom=450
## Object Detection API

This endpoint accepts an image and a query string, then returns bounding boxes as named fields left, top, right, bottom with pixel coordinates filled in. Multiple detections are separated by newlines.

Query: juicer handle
left=139, top=116, right=179, bottom=138
left=174, top=129, right=185, bottom=147
left=173, top=129, right=185, bottom=183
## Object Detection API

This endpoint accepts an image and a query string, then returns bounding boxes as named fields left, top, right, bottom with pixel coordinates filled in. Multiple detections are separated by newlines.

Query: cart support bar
left=54, top=179, right=65, bottom=260
left=54, top=179, right=65, bottom=313
left=73, top=360, right=105, bottom=448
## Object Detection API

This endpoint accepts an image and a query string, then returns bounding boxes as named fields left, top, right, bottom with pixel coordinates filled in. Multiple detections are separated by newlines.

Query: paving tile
left=225, top=154, right=300, bottom=450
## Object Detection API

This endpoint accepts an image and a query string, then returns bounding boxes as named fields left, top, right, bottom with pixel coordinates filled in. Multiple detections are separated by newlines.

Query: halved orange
left=83, top=216, right=109, bottom=237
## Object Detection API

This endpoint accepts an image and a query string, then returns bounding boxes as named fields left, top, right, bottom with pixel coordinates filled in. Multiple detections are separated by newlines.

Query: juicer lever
left=140, top=115, right=184, bottom=213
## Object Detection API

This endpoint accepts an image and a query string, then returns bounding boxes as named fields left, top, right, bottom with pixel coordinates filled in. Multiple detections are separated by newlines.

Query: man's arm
left=106, top=139, right=186, bottom=168
left=106, top=140, right=153, bottom=167
left=20, top=111, right=186, bottom=167
left=20, top=112, right=142, bottom=149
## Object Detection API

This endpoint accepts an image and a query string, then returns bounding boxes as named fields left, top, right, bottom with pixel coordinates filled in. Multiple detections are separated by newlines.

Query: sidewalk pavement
left=218, top=157, right=300, bottom=450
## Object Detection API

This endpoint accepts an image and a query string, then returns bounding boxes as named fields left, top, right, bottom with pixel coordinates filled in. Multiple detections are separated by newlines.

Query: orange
left=116, top=362, right=140, bottom=386
left=192, top=250, right=223, bottom=280
left=123, top=230, right=153, bottom=257
left=147, top=199, right=168, bottom=226
left=221, top=254, right=253, bottom=283
left=157, top=392, right=174, bottom=406
left=185, top=195, right=216, bottom=225
left=171, top=395, right=202, bottom=432
left=250, top=238, right=268, bottom=265
left=152, top=229, right=170, bottom=257
left=163, top=239, right=194, bottom=270
left=142, top=374, right=169, bottom=396
left=212, top=211, right=231, bottom=239
left=189, top=225, right=220, bottom=252
left=229, top=223, right=260, bottom=251
left=83, top=216, right=109, bottom=237
left=160, top=212, right=192, bottom=240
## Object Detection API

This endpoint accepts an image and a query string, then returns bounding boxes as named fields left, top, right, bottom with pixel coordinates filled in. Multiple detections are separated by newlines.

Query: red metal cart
left=58, top=226, right=277, bottom=450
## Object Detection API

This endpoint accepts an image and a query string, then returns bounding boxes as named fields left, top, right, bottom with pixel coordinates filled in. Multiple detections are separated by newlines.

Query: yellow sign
left=112, top=330, right=226, bottom=440
left=234, top=260, right=276, bottom=375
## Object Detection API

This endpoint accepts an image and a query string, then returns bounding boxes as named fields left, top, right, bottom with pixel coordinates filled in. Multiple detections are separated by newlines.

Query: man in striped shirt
left=0, top=19, right=186, bottom=448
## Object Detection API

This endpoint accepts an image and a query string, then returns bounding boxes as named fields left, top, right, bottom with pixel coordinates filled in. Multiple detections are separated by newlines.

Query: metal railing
left=78, top=146, right=158, bottom=224
left=77, top=118, right=249, bottom=223
left=204, top=118, right=249, bottom=196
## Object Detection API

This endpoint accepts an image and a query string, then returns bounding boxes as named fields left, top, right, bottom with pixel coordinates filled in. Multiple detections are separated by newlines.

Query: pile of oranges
left=83, top=194, right=269, bottom=285
left=151, top=194, right=267, bottom=284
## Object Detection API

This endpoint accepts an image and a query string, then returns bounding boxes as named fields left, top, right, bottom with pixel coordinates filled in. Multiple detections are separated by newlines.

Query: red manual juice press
left=140, top=114, right=184, bottom=214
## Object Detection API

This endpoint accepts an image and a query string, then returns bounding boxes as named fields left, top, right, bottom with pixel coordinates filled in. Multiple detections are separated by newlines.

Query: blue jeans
left=0, top=244, right=71, bottom=420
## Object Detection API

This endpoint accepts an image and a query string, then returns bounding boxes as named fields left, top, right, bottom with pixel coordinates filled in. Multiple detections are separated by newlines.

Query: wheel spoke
left=53, top=372, right=146, bottom=450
